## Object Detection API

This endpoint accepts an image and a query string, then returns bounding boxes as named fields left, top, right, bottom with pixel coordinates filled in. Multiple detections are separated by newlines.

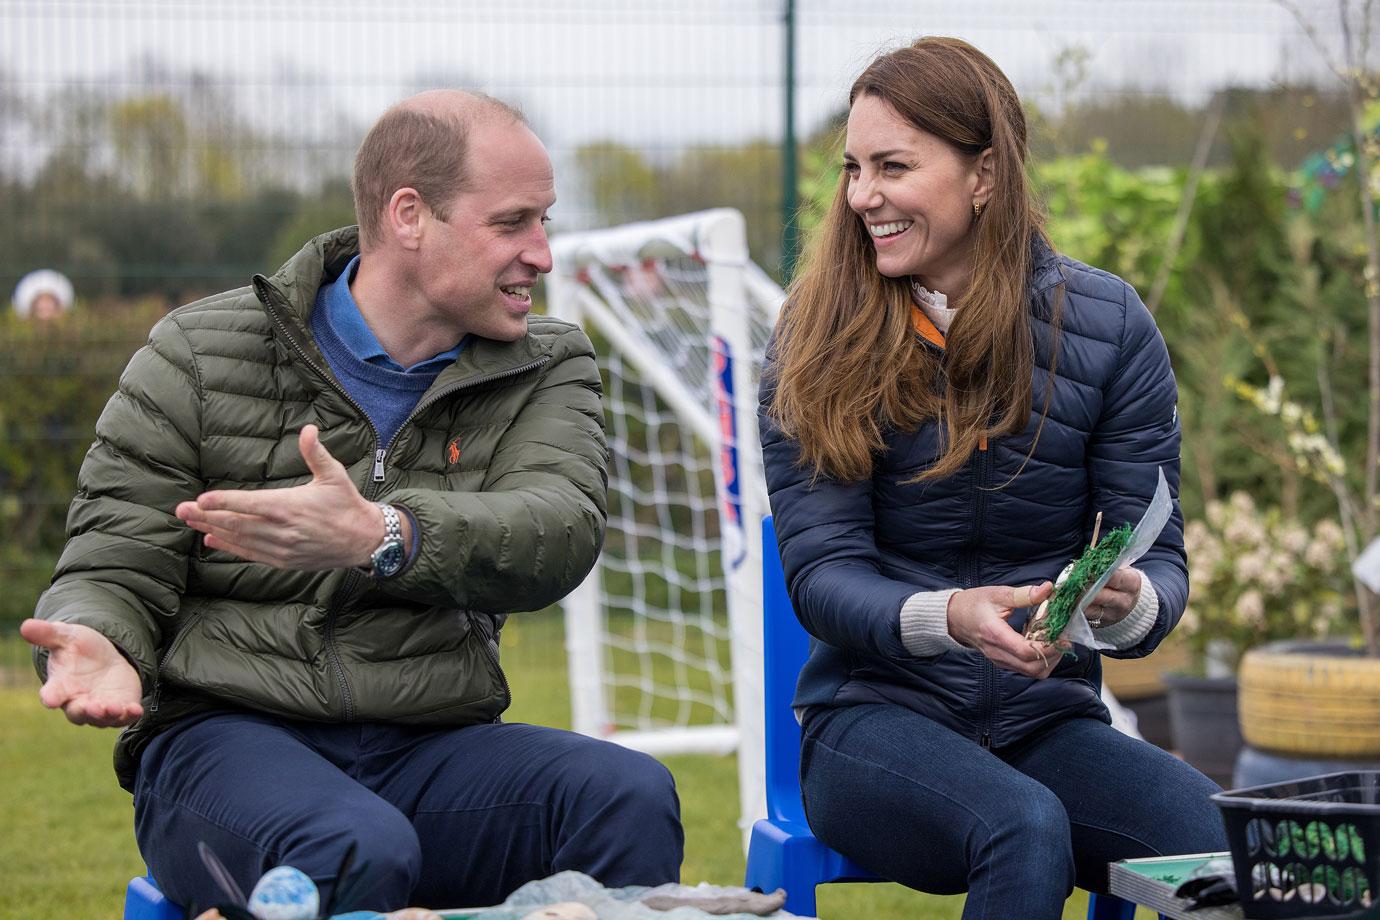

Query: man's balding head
left=351, top=90, right=527, bottom=249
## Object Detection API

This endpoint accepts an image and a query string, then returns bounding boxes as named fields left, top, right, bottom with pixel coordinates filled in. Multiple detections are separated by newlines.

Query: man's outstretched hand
left=175, top=424, right=388, bottom=571
left=19, top=618, right=143, bottom=727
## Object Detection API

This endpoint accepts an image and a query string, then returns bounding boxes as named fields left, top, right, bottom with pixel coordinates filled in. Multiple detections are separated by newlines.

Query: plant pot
left=1238, top=639, right=1380, bottom=758
left=1164, top=672, right=1243, bottom=787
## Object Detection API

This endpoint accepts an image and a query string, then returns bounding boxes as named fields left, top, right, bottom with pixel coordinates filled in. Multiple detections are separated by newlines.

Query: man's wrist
left=395, top=504, right=419, bottom=571
left=358, top=502, right=407, bottom=578
left=396, top=506, right=415, bottom=559
left=359, top=500, right=388, bottom=567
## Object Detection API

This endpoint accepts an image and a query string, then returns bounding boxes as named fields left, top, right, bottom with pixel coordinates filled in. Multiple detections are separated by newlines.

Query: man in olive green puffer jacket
left=20, top=90, right=683, bottom=912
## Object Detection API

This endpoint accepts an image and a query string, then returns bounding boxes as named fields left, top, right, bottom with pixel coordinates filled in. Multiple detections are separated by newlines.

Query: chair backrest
left=761, top=516, right=812, bottom=826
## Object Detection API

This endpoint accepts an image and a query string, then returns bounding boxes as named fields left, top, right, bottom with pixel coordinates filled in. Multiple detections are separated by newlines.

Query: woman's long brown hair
left=770, top=36, right=1056, bottom=484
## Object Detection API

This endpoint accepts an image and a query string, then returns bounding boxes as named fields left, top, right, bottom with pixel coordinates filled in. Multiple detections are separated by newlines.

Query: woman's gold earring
left=973, top=201, right=983, bottom=217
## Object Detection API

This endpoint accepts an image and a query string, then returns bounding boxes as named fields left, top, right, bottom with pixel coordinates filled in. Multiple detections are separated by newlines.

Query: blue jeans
left=133, top=712, right=683, bottom=912
left=800, top=703, right=1227, bottom=920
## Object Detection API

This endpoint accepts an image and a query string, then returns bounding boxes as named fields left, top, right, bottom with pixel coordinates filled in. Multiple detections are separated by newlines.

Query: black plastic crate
left=1212, top=771, right=1380, bottom=918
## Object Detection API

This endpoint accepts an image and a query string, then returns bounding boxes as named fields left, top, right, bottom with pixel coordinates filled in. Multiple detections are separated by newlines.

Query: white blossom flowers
left=1183, top=493, right=1351, bottom=670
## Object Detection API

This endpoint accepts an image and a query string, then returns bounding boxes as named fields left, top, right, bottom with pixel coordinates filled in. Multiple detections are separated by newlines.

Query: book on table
left=1108, top=851, right=1241, bottom=920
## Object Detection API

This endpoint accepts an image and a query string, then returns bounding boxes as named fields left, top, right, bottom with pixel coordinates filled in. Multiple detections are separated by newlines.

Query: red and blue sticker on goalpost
left=711, top=334, right=748, bottom=571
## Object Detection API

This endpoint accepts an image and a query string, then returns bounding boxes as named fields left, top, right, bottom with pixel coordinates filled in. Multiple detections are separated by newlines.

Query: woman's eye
left=842, top=162, right=859, bottom=177
left=883, top=161, right=907, bottom=173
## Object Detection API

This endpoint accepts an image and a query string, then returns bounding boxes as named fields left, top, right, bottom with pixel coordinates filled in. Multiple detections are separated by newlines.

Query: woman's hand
left=946, top=582, right=1064, bottom=679
left=1083, top=566, right=1142, bottom=627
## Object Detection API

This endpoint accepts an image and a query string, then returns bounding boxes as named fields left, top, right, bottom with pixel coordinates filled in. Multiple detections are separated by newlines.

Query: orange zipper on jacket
left=910, top=303, right=988, bottom=451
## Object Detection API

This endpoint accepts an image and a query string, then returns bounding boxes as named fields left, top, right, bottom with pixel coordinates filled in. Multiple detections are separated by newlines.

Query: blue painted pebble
left=247, top=865, right=320, bottom=920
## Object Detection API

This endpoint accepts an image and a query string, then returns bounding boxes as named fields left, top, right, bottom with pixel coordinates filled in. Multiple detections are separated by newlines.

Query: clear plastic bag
left=464, top=871, right=805, bottom=920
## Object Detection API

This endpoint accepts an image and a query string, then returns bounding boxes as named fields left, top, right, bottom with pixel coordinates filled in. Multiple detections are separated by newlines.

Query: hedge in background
left=0, top=300, right=168, bottom=627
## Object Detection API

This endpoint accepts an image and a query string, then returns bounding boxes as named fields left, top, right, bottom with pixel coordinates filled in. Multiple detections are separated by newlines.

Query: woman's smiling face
left=844, top=93, right=990, bottom=296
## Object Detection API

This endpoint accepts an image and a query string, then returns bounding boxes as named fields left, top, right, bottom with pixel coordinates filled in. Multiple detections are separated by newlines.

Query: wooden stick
left=1090, top=511, right=1103, bottom=548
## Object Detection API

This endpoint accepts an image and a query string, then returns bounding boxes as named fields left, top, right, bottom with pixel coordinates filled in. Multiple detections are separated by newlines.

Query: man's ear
left=972, top=148, right=996, bottom=208
left=384, top=187, right=426, bottom=252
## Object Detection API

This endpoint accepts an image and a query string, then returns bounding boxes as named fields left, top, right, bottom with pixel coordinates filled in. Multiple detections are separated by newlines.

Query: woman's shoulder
left=1032, top=248, right=1153, bottom=348
left=1053, top=253, right=1138, bottom=306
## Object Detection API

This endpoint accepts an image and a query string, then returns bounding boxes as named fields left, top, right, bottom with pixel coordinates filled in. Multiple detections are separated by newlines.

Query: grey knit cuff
left=1089, top=567, right=1159, bottom=649
left=899, top=589, right=963, bottom=657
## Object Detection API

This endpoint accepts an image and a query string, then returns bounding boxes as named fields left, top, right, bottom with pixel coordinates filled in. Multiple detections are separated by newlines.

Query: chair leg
left=1086, top=891, right=1138, bottom=920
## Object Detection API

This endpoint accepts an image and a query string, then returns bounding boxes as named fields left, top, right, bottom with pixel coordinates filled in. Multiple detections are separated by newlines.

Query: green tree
left=573, top=141, right=663, bottom=223
left=109, top=94, right=190, bottom=198
left=572, top=139, right=782, bottom=277
left=268, top=179, right=356, bottom=270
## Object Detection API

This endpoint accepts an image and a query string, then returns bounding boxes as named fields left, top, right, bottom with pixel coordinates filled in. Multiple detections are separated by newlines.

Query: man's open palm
left=19, top=618, right=143, bottom=727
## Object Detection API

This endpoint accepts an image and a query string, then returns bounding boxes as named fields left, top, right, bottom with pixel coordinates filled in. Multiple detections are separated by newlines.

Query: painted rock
left=247, top=865, right=320, bottom=920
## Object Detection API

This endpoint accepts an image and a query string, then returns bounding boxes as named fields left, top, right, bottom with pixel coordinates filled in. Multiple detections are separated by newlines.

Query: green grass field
left=0, top=620, right=1119, bottom=919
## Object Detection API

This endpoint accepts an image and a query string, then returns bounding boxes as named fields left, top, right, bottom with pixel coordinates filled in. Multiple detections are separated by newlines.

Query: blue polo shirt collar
left=322, top=255, right=463, bottom=373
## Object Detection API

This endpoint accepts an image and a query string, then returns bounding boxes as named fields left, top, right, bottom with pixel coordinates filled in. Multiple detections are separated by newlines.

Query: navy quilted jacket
left=758, top=239, right=1187, bottom=749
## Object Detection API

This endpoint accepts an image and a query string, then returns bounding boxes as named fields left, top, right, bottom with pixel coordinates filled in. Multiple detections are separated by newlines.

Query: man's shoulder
left=154, top=285, right=272, bottom=346
left=525, top=313, right=595, bottom=359
left=168, top=284, right=265, bottom=323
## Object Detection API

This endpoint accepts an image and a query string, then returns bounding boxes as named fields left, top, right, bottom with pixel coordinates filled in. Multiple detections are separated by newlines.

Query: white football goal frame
left=547, top=209, right=783, bottom=843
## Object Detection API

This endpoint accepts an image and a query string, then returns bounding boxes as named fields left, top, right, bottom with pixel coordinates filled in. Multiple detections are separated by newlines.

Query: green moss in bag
left=1026, top=523, right=1134, bottom=645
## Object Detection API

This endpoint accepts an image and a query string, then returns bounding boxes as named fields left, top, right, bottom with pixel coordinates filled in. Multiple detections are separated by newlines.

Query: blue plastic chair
left=744, top=516, right=1150, bottom=919
left=124, top=874, right=183, bottom=920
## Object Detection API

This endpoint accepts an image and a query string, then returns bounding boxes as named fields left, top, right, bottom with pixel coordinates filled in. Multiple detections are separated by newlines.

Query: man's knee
left=300, top=803, right=423, bottom=911
left=586, top=744, right=680, bottom=820
left=555, top=743, right=683, bottom=884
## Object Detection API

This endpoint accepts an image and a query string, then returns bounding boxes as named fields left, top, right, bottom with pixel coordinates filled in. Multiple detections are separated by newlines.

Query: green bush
left=0, top=300, right=167, bottom=627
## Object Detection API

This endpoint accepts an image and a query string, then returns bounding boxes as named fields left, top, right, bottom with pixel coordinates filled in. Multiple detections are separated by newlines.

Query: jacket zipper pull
left=372, top=448, right=387, bottom=483
left=148, top=678, right=161, bottom=713
left=980, top=732, right=991, bottom=749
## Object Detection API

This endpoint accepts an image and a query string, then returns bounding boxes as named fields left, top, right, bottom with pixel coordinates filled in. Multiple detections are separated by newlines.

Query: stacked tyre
left=1234, top=640, right=1380, bottom=789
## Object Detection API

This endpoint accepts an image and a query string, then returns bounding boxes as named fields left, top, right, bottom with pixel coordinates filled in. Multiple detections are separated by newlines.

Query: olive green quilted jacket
left=34, top=227, right=609, bottom=789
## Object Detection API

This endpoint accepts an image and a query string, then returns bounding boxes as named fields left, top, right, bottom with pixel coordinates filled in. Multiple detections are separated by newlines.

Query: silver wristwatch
left=359, top=502, right=406, bottom=579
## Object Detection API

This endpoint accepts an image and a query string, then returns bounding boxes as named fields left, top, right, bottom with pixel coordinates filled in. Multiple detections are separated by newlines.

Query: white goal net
left=547, top=209, right=783, bottom=841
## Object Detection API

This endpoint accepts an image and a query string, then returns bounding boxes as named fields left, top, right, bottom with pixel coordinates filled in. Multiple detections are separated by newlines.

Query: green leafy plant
left=1271, top=0, right=1380, bottom=656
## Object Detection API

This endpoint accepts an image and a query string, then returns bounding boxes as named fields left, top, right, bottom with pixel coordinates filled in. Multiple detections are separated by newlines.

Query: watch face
left=373, top=539, right=406, bottom=578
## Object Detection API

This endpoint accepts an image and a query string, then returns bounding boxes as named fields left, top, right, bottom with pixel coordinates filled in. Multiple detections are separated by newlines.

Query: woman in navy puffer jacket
left=759, top=37, right=1227, bottom=919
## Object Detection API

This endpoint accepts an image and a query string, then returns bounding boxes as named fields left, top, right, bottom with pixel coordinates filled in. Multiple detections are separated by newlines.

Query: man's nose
left=525, top=228, right=554, bottom=274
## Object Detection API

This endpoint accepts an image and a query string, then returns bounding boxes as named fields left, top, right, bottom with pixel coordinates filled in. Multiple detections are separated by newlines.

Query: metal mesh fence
left=1, top=1, right=1356, bottom=292
left=0, top=0, right=1367, bottom=676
